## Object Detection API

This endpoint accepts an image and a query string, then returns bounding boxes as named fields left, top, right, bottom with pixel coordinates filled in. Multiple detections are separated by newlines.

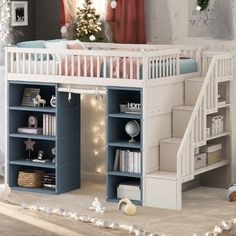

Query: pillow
left=44, top=41, right=68, bottom=61
left=17, top=40, right=46, bottom=61
left=67, top=40, right=86, bottom=50
left=17, top=40, right=45, bottom=48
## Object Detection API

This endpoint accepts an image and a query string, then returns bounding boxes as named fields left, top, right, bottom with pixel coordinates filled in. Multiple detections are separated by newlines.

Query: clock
left=50, top=95, right=56, bottom=108
left=28, top=116, right=38, bottom=128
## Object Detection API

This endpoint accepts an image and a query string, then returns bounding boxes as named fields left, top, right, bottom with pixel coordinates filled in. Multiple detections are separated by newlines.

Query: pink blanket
left=61, top=56, right=139, bottom=79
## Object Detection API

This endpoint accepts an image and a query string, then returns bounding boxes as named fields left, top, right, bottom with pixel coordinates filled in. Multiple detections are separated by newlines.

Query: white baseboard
left=81, top=171, right=105, bottom=183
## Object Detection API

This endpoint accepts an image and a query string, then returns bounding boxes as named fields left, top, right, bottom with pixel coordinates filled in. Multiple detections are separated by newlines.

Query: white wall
left=145, top=0, right=236, bottom=51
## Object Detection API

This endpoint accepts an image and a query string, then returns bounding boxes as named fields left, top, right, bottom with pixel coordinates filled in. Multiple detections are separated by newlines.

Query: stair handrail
left=176, top=53, right=234, bottom=183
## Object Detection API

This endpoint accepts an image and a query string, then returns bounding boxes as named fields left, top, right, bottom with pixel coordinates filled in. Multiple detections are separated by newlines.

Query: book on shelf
left=17, top=127, right=43, bottom=134
left=43, top=114, right=56, bottom=136
left=114, top=149, right=141, bottom=174
left=32, top=159, right=52, bottom=163
left=43, top=184, right=56, bottom=190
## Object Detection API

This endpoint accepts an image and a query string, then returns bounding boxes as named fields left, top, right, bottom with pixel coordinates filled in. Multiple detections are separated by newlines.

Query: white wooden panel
left=145, top=178, right=178, bottom=210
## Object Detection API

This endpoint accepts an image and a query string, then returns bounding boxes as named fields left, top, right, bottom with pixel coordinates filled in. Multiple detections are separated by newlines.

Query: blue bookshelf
left=106, top=87, right=143, bottom=205
left=7, top=82, right=80, bottom=194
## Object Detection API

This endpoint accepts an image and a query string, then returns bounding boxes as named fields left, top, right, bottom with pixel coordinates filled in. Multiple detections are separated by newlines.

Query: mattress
left=180, top=58, right=198, bottom=74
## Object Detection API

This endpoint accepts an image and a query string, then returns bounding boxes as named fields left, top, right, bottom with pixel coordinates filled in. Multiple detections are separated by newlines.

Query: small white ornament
left=89, top=197, right=105, bottom=214
left=0, top=184, right=10, bottom=200
left=196, top=5, right=202, bottom=11
left=61, top=26, right=68, bottom=34
left=111, top=0, right=117, bottom=9
left=89, top=35, right=96, bottom=41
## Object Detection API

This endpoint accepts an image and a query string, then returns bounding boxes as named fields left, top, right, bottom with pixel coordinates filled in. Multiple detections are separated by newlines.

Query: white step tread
left=146, top=171, right=177, bottom=180
left=194, top=159, right=230, bottom=175
left=160, top=137, right=182, bottom=144
left=185, top=77, right=204, bottom=82
left=173, top=105, right=194, bottom=111
left=146, top=160, right=230, bottom=181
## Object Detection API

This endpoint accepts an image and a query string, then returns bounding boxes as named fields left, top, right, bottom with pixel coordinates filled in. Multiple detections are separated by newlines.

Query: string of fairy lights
left=81, top=94, right=106, bottom=175
left=0, top=0, right=10, bottom=45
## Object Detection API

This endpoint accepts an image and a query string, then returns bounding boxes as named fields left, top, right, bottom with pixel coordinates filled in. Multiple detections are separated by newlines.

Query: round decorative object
left=52, top=147, right=56, bottom=156
left=196, top=0, right=210, bottom=11
left=125, top=120, right=140, bottom=143
left=50, top=95, right=56, bottom=107
left=111, top=0, right=117, bottom=9
left=28, top=116, right=38, bottom=128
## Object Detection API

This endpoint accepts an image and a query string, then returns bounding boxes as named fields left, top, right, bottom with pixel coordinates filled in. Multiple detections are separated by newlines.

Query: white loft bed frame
left=4, top=43, right=234, bottom=209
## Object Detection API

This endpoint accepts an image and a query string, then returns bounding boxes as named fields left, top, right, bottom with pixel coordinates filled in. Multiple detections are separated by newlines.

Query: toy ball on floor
left=227, top=184, right=236, bottom=201
left=118, top=198, right=137, bottom=216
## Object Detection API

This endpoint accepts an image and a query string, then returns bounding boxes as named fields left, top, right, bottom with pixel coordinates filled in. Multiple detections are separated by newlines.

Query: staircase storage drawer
left=173, top=106, right=193, bottom=138
left=160, top=138, right=181, bottom=172
left=117, top=182, right=141, bottom=201
left=194, top=153, right=207, bottom=169
left=185, top=77, right=204, bottom=106
left=200, top=144, right=222, bottom=165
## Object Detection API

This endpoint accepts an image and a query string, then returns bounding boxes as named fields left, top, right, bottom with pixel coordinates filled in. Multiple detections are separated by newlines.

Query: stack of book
left=43, top=114, right=56, bottom=136
left=43, top=173, right=56, bottom=190
left=113, top=150, right=141, bottom=174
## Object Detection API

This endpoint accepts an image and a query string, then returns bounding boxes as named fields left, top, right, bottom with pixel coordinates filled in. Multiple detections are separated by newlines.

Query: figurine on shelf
left=32, top=95, right=46, bottom=107
left=89, top=197, right=105, bottom=214
left=125, top=120, right=140, bottom=143
left=52, top=147, right=56, bottom=163
left=24, top=138, right=36, bottom=161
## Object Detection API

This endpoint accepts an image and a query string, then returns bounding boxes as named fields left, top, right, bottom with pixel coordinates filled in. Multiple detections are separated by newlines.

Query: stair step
left=147, top=171, right=177, bottom=180
left=185, top=77, right=204, bottom=82
left=173, top=106, right=194, bottom=138
left=160, top=137, right=182, bottom=172
left=185, top=77, right=204, bottom=106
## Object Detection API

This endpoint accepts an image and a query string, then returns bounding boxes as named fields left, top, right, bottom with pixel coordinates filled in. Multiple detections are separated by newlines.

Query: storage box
left=194, top=153, right=207, bottom=169
left=117, top=181, right=141, bottom=201
left=200, top=143, right=222, bottom=165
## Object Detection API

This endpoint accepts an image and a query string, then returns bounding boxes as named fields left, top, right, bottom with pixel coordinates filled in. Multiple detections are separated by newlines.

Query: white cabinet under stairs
left=145, top=54, right=234, bottom=210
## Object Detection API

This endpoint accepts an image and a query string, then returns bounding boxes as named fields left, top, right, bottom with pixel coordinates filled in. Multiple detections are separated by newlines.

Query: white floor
left=2, top=180, right=236, bottom=236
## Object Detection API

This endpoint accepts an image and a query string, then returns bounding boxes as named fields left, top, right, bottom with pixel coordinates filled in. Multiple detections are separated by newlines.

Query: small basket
left=18, top=169, right=45, bottom=188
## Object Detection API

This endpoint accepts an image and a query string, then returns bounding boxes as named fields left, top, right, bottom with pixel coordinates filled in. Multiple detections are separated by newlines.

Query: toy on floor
left=227, top=183, right=236, bottom=201
left=0, top=184, right=10, bottom=200
left=89, top=197, right=105, bottom=214
left=118, top=198, right=137, bottom=216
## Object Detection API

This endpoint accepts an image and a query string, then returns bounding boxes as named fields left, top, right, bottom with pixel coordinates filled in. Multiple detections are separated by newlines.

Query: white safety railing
left=177, top=53, right=233, bottom=185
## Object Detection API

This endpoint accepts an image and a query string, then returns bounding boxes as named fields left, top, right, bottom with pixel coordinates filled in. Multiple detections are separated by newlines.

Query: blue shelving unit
left=106, top=87, right=143, bottom=205
left=7, top=81, right=80, bottom=194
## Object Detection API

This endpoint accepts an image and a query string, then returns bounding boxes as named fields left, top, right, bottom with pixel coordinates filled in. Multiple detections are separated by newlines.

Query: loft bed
left=7, top=42, right=234, bottom=210
left=5, top=42, right=203, bottom=90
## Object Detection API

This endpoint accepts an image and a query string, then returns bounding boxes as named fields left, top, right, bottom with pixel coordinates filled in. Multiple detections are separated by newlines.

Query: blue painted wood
left=106, top=87, right=143, bottom=205
left=108, top=113, right=141, bottom=119
left=9, top=160, right=56, bottom=169
left=108, top=171, right=141, bottom=178
left=9, top=106, right=56, bottom=113
left=8, top=81, right=80, bottom=195
left=108, top=141, right=141, bottom=149
left=9, top=133, right=56, bottom=141
left=56, top=91, right=80, bottom=194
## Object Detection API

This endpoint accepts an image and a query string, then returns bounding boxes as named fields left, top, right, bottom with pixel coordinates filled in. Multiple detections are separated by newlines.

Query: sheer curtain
left=106, top=0, right=146, bottom=44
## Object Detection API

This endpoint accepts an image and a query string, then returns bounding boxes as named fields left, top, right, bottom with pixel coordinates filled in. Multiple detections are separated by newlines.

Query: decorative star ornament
left=24, top=139, right=36, bottom=151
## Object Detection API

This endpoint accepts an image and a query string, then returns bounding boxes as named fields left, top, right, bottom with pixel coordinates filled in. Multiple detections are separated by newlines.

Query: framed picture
left=11, top=1, right=28, bottom=26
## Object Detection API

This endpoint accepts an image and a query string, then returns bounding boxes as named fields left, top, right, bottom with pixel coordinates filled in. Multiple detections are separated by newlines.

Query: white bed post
left=142, top=53, right=149, bottom=205
left=4, top=47, right=8, bottom=184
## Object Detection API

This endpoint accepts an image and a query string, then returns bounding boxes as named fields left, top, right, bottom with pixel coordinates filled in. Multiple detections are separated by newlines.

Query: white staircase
left=145, top=53, right=234, bottom=210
